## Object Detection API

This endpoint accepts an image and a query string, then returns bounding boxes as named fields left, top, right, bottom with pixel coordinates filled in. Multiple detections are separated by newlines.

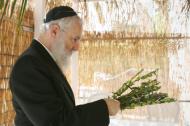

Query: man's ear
left=50, top=24, right=61, bottom=38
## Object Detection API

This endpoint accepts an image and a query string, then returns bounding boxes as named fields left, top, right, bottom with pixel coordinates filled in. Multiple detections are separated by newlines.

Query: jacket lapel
left=30, top=39, right=75, bottom=105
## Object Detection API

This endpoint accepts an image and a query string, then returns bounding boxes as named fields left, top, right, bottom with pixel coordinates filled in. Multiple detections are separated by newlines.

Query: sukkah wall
left=0, top=8, right=34, bottom=125
left=79, top=39, right=177, bottom=93
left=78, top=38, right=188, bottom=122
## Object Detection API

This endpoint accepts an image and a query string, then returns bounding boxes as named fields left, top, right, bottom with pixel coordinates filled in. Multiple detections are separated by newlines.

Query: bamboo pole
left=33, top=0, right=45, bottom=38
left=71, top=0, right=80, bottom=98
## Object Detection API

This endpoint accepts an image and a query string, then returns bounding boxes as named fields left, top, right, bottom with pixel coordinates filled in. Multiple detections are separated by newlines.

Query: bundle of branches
left=112, top=69, right=176, bottom=110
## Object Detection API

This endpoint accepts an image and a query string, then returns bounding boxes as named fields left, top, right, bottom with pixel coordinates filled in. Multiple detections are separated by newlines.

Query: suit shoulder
left=14, top=46, right=42, bottom=67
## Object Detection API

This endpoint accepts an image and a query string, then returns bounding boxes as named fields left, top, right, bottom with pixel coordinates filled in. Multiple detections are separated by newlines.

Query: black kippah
left=44, top=6, right=77, bottom=23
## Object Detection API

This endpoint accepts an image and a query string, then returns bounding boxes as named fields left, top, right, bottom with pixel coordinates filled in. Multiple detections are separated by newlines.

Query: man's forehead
left=69, top=20, right=82, bottom=31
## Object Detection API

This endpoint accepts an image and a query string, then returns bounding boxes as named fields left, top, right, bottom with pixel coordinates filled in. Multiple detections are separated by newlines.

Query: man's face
left=51, top=18, right=82, bottom=71
left=62, top=19, right=82, bottom=55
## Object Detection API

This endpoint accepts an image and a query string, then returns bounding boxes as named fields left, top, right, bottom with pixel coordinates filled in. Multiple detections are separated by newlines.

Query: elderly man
left=9, top=6, right=120, bottom=126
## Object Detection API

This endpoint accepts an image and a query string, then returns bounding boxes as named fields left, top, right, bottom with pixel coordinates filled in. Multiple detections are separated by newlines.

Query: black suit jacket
left=9, top=39, right=109, bottom=126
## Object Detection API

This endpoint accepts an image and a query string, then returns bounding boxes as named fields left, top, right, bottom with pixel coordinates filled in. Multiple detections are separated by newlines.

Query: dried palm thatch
left=46, top=0, right=72, bottom=12
left=78, top=0, right=190, bottom=36
left=0, top=8, right=33, bottom=125
left=0, top=0, right=189, bottom=30
left=79, top=38, right=181, bottom=88
left=82, top=31, right=189, bottom=41
left=182, top=0, right=190, bottom=18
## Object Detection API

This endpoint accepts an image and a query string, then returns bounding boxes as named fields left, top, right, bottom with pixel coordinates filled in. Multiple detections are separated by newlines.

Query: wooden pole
left=33, top=0, right=45, bottom=38
left=71, top=0, right=80, bottom=99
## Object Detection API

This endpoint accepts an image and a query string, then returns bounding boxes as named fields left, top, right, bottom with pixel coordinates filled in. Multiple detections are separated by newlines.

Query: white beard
left=51, top=38, right=71, bottom=73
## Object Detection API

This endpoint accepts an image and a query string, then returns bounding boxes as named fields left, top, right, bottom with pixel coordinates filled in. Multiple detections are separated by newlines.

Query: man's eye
left=73, top=37, right=80, bottom=43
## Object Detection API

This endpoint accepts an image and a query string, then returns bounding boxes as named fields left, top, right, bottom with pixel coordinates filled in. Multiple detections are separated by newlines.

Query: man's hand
left=104, top=98, right=120, bottom=116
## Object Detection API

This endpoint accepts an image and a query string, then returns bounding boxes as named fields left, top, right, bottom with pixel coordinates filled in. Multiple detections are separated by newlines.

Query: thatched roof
left=44, top=0, right=190, bottom=37
left=0, top=0, right=190, bottom=35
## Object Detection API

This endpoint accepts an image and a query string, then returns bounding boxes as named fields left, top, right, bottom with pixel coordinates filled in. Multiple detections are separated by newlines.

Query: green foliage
left=0, top=0, right=28, bottom=28
left=0, top=0, right=4, bottom=9
left=112, top=69, right=176, bottom=110
left=0, top=0, right=9, bottom=24
left=18, top=0, right=27, bottom=27
left=10, top=0, right=17, bottom=17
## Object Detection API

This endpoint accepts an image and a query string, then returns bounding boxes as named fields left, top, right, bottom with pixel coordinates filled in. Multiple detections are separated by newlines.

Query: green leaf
left=0, top=0, right=4, bottom=9
left=10, top=0, right=17, bottom=17
left=0, top=0, right=9, bottom=24
left=113, top=69, right=176, bottom=110
left=18, top=0, right=24, bottom=20
left=17, top=0, right=27, bottom=27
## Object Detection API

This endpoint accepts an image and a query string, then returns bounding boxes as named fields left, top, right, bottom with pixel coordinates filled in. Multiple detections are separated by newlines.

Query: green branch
left=112, top=69, right=176, bottom=110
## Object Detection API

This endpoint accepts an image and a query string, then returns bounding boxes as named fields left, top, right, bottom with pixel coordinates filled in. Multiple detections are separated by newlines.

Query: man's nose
left=72, top=42, right=80, bottom=51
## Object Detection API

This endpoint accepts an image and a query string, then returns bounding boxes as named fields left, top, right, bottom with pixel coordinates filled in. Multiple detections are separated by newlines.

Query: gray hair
left=39, top=15, right=82, bottom=33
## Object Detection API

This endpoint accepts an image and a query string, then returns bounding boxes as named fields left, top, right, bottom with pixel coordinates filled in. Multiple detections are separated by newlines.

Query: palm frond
left=0, top=0, right=28, bottom=28
left=0, top=0, right=4, bottom=9
left=10, top=0, right=17, bottom=17
left=0, top=0, right=9, bottom=24
left=17, top=0, right=27, bottom=31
